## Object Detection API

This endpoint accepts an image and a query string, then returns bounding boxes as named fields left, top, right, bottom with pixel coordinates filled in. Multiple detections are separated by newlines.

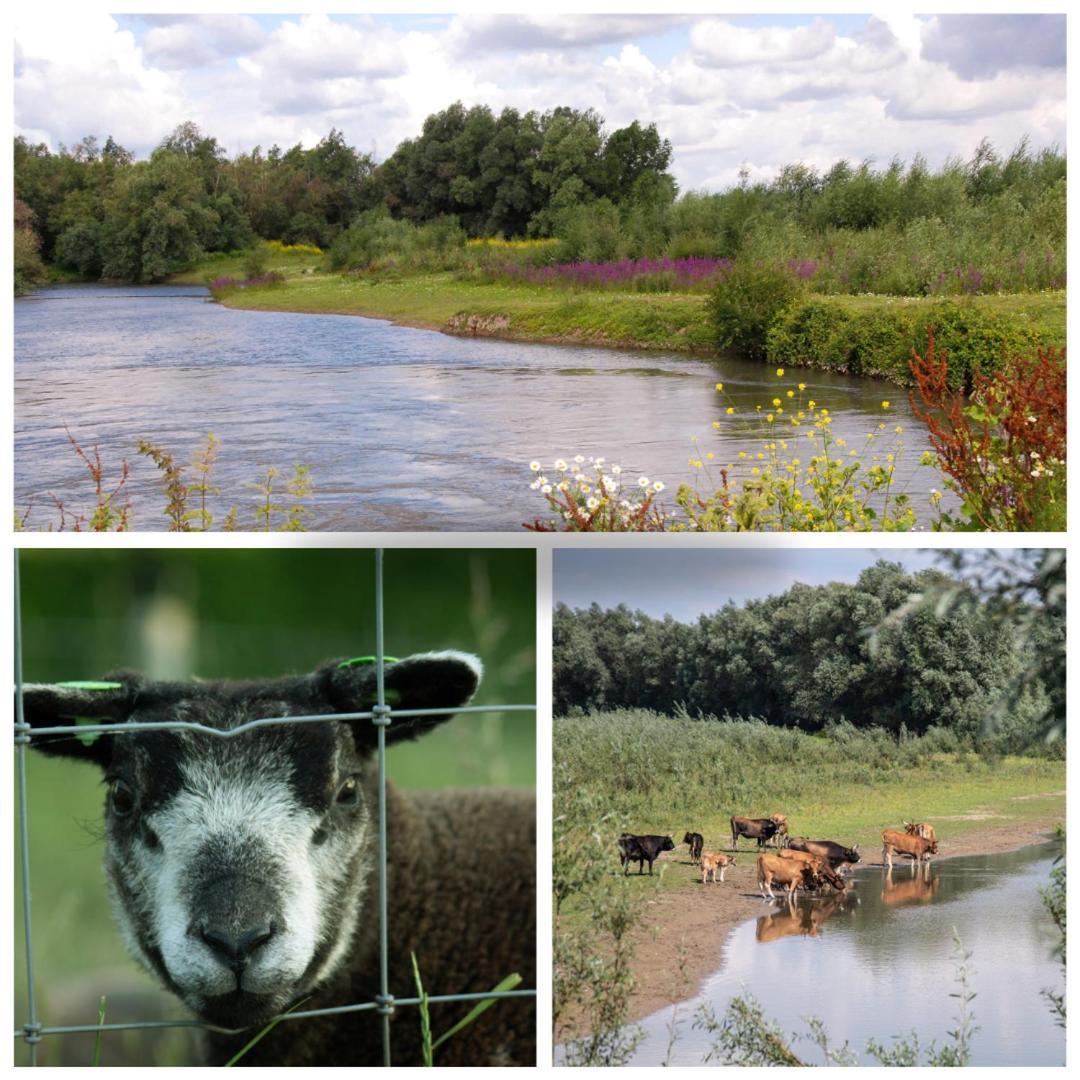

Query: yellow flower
left=715, top=382, right=724, bottom=391
left=751, top=467, right=761, bottom=475
left=895, top=425, right=903, bottom=434
left=808, top=400, right=816, bottom=410
left=767, top=414, right=775, bottom=423
left=738, top=451, right=748, bottom=459
left=798, top=383, right=806, bottom=391
left=787, top=390, right=794, bottom=398
left=706, top=452, right=715, bottom=460
left=776, top=368, right=785, bottom=377
left=726, top=407, right=735, bottom=415
left=712, top=420, right=721, bottom=430
left=882, top=401, right=891, bottom=409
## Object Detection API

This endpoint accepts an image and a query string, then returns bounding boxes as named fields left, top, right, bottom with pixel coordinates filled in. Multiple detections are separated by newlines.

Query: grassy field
left=555, top=711, right=1065, bottom=902
left=169, top=254, right=1066, bottom=377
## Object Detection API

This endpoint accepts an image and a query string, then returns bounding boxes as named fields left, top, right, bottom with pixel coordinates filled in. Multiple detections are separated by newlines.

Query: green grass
left=555, top=711, right=1065, bottom=900
left=198, top=268, right=715, bottom=352
left=174, top=253, right=1065, bottom=372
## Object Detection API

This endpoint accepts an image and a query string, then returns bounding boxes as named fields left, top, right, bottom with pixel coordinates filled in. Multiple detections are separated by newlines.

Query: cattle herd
left=616, top=817, right=940, bottom=902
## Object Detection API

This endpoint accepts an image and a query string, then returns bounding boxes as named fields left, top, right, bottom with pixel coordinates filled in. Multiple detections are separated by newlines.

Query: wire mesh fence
left=13, top=549, right=537, bottom=1066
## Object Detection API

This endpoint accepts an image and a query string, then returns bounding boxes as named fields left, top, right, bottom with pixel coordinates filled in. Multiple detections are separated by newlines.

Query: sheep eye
left=335, top=777, right=359, bottom=806
left=109, top=779, right=135, bottom=817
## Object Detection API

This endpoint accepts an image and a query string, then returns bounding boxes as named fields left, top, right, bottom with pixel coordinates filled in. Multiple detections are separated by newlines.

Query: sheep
left=20, top=651, right=536, bottom=1067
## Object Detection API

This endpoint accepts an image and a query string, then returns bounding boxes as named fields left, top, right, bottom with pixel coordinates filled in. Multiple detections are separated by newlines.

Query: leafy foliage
left=708, top=261, right=803, bottom=359
left=553, top=557, right=1062, bottom=751
left=909, top=334, right=1066, bottom=529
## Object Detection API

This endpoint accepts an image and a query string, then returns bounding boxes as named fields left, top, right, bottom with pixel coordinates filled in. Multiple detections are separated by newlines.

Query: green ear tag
left=56, top=681, right=123, bottom=691
left=56, top=717, right=107, bottom=746
left=337, top=656, right=400, bottom=669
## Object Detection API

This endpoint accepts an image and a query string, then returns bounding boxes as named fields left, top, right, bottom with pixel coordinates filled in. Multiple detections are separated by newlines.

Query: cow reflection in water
left=755, top=893, right=856, bottom=944
left=881, top=861, right=940, bottom=908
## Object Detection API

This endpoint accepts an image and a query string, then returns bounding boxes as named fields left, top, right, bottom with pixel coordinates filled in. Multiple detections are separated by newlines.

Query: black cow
left=731, top=816, right=780, bottom=852
left=617, top=833, right=675, bottom=875
left=785, top=837, right=861, bottom=870
left=683, top=831, right=704, bottom=865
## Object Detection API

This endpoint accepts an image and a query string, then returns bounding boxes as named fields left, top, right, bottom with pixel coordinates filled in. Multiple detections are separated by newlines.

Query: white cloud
left=12, top=13, right=1066, bottom=192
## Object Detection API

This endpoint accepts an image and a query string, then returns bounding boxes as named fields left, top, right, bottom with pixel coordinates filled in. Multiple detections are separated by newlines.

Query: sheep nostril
left=200, top=922, right=276, bottom=970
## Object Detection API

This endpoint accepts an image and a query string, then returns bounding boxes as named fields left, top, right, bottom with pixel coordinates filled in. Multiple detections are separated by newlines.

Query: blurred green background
left=14, top=548, right=536, bottom=1065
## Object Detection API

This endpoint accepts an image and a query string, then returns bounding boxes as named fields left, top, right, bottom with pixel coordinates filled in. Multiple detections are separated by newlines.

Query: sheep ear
left=320, top=651, right=482, bottom=751
left=16, top=675, right=143, bottom=767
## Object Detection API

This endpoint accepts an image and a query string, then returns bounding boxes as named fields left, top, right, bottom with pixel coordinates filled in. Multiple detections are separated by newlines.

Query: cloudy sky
left=13, top=8, right=1066, bottom=192
left=555, top=547, right=963, bottom=621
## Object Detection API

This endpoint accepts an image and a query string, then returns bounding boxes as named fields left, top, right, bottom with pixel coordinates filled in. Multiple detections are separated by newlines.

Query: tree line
left=14, top=104, right=1064, bottom=287
left=553, top=559, right=1062, bottom=750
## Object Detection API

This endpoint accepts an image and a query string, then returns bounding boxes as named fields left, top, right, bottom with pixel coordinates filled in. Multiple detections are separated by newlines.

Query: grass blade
left=223, top=998, right=309, bottom=1067
left=90, top=996, right=107, bottom=1066
left=411, top=951, right=434, bottom=1066
left=431, top=972, right=523, bottom=1052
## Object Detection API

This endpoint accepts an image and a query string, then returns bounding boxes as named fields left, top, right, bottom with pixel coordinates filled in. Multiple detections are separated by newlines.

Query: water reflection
left=629, top=842, right=1064, bottom=1066
left=755, top=890, right=858, bottom=944
left=880, top=862, right=940, bottom=908
left=16, top=285, right=959, bottom=531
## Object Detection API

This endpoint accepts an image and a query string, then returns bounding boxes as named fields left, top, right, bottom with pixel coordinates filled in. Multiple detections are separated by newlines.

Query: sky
left=555, top=547, right=958, bottom=622
left=12, top=8, right=1067, bottom=192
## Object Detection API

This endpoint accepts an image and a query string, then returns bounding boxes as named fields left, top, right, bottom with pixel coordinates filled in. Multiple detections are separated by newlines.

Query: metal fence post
left=14, top=552, right=42, bottom=1065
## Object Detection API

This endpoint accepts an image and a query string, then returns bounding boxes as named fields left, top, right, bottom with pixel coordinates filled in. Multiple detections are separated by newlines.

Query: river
left=623, top=842, right=1064, bottom=1067
left=15, top=284, right=954, bottom=531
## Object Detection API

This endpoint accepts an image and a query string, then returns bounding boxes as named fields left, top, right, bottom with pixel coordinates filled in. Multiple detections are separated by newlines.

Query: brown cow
left=882, top=828, right=938, bottom=868
left=775, top=848, right=847, bottom=893
left=785, top=837, right=860, bottom=870
left=732, top=815, right=781, bottom=851
left=757, top=852, right=816, bottom=902
left=700, top=851, right=736, bottom=884
left=769, top=814, right=789, bottom=848
left=903, top=821, right=937, bottom=843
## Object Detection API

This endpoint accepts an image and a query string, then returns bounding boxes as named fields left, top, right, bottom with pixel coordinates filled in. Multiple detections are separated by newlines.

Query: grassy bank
left=554, top=710, right=1064, bottom=1054
left=555, top=711, right=1065, bottom=899
left=170, top=257, right=1065, bottom=382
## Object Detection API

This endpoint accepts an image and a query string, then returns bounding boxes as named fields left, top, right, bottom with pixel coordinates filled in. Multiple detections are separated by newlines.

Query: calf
left=785, top=837, right=861, bottom=871
left=700, top=851, right=735, bottom=884
left=757, top=852, right=816, bottom=902
left=903, top=821, right=937, bottom=843
left=617, top=833, right=675, bottom=875
left=683, top=831, right=705, bottom=865
left=882, top=828, right=938, bottom=868
left=775, top=848, right=848, bottom=893
left=731, top=816, right=780, bottom=851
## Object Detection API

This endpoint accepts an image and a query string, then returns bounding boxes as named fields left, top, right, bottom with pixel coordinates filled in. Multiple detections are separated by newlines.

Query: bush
left=708, top=261, right=803, bottom=359
left=242, top=244, right=271, bottom=279
left=767, top=296, right=1045, bottom=388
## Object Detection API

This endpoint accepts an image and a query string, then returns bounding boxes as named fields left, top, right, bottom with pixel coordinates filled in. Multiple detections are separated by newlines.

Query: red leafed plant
left=909, top=329, right=1065, bottom=531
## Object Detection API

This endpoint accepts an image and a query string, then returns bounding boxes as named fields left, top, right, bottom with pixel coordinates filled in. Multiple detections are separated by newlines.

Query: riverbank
left=555, top=756, right=1065, bottom=1042
left=168, top=261, right=1066, bottom=383
left=613, top=808, right=1064, bottom=1034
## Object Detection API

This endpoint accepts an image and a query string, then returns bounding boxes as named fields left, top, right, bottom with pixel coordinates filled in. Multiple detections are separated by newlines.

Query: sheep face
left=103, top=710, right=372, bottom=1027
left=21, top=651, right=482, bottom=1030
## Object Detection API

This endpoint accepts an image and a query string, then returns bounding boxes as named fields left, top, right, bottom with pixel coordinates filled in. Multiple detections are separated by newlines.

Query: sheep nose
left=200, top=923, right=276, bottom=970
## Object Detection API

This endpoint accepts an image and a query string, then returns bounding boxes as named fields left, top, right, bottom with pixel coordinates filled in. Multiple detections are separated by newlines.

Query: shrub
left=767, top=296, right=1045, bottom=388
left=708, top=261, right=803, bottom=359
left=242, top=244, right=271, bottom=279
left=909, top=331, right=1066, bottom=530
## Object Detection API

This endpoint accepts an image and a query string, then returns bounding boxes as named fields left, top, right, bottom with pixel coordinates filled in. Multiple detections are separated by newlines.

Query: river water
left=625, top=843, right=1064, bottom=1067
left=15, top=284, right=953, bottom=531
